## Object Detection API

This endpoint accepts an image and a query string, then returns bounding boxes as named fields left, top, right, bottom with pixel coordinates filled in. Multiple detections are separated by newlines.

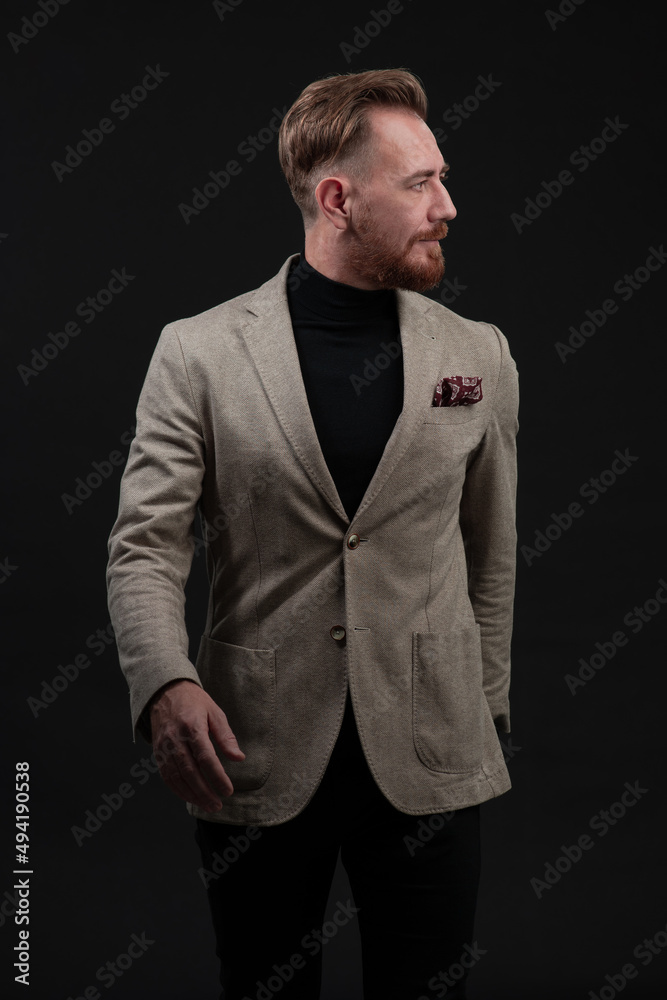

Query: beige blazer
left=106, top=252, right=519, bottom=826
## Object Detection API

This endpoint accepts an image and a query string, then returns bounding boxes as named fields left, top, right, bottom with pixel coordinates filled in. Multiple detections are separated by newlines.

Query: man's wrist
left=139, top=678, right=200, bottom=741
left=147, top=678, right=198, bottom=716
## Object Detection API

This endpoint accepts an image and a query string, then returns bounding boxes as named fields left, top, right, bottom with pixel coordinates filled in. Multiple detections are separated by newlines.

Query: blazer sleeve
left=106, top=322, right=205, bottom=743
left=458, top=323, right=519, bottom=734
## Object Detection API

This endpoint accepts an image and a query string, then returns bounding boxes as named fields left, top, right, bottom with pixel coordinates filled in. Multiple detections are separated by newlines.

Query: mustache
left=413, top=223, right=449, bottom=244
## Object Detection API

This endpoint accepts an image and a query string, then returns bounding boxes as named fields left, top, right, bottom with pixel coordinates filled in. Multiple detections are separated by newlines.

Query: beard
left=345, top=198, right=449, bottom=292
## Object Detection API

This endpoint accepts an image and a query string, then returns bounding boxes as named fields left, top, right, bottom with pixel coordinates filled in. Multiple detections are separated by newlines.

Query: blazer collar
left=241, top=253, right=442, bottom=526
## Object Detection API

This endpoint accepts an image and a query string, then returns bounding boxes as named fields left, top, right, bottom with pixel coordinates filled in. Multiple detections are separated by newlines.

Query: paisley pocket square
left=432, top=375, right=483, bottom=407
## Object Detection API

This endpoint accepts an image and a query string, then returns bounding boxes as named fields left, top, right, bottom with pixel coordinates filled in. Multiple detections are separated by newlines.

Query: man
left=106, top=68, right=519, bottom=999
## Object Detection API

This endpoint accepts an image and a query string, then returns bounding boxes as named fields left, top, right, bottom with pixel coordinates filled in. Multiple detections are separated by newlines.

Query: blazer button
left=347, top=533, right=360, bottom=549
left=330, top=625, right=346, bottom=641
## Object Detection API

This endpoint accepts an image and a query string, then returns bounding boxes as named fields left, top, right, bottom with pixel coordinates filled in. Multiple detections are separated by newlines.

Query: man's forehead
left=366, top=107, right=443, bottom=171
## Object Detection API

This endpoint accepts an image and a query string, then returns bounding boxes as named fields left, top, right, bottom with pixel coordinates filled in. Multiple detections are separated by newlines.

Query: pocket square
left=432, top=375, right=483, bottom=407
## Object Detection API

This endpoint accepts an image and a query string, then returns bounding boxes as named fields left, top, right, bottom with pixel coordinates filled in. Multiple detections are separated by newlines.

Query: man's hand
left=148, top=679, right=245, bottom=813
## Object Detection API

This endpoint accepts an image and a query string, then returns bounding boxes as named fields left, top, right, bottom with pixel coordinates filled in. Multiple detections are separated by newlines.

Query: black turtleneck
left=286, top=253, right=403, bottom=522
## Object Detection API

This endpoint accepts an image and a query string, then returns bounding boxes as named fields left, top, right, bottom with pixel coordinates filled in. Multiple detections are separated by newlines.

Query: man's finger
left=161, top=769, right=209, bottom=811
left=208, top=709, right=246, bottom=762
left=190, top=737, right=237, bottom=802
left=157, top=734, right=229, bottom=811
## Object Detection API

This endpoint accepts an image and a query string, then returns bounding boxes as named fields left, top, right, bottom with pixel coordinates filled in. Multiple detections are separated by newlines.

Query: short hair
left=278, top=68, right=428, bottom=225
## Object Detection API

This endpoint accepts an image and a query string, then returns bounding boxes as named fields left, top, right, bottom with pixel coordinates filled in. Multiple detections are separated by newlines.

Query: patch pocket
left=195, top=635, right=276, bottom=791
left=412, top=625, right=484, bottom=773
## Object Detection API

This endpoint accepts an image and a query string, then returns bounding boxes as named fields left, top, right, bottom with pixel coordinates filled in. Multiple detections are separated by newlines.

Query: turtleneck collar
left=287, top=252, right=397, bottom=319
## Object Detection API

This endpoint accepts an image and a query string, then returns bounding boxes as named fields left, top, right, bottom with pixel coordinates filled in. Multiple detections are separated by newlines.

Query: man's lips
left=416, top=230, right=448, bottom=244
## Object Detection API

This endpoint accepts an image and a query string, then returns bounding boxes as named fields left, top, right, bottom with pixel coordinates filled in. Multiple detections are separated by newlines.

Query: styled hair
left=278, top=68, right=428, bottom=225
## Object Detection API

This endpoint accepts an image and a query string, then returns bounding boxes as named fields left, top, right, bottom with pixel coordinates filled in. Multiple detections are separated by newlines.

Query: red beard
left=346, top=200, right=448, bottom=291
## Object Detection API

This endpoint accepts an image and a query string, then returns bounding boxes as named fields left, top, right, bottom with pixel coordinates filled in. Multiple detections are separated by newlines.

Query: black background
left=2, top=0, right=666, bottom=997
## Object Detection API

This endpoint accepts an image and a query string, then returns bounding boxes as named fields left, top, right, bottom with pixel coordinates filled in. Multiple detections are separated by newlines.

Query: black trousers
left=194, top=691, right=481, bottom=1000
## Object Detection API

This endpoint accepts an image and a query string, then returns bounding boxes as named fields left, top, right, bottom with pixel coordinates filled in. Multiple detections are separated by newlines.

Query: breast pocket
left=422, top=404, right=485, bottom=426
left=412, top=625, right=485, bottom=773
left=195, top=635, right=276, bottom=791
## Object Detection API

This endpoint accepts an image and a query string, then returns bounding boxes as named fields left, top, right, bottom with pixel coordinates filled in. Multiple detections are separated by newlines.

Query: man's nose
left=430, top=183, right=457, bottom=222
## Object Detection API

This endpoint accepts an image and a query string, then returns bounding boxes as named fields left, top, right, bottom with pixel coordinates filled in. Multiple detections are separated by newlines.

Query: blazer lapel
left=242, top=253, right=442, bottom=526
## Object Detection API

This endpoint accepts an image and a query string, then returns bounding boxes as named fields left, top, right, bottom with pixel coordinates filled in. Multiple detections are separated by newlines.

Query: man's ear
left=314, top=175, right=354, bottom=231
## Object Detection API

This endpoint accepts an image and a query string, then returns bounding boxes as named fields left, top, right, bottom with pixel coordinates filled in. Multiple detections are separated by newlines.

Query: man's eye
left=413, top=174, right=450, bottom=191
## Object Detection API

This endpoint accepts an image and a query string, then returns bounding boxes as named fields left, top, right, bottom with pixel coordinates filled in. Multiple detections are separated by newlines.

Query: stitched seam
left=425, top=490, right=451, bottom=632
left=247, top=491, right=262, bottom=650
left=485, top=322, right=505, bottom=430
left=172, top=325, right=204, bottom=430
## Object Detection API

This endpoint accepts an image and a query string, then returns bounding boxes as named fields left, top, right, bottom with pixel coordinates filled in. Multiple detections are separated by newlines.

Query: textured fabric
left=105, top=252, right=520, bottom=826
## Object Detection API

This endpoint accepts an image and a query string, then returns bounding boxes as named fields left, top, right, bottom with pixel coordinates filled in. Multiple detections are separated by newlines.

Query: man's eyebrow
left=403, top=162, right=450, bottom=183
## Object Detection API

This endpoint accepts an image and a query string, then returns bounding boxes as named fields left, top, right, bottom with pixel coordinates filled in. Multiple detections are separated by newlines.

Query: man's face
left=344, top=107, right=456, bottom=292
